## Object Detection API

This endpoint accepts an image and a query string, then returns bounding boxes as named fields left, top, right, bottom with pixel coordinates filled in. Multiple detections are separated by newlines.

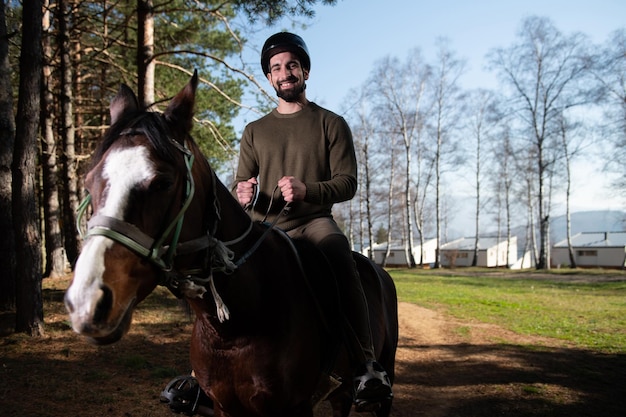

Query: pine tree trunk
left=41, top=0, right=67, bottom=277
left=58, top=0, right=80, bottom=266
left=13, top=0, right=44, bottom=336
left=0, top=0, right=16, bottom=311
left=137, top=0, right=155, bottom=107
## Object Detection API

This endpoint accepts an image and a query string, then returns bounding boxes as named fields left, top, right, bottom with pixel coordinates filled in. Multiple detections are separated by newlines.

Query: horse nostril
left=93, top=285, right=113, bottom=324
left=64, top=293, right=74, bottom=314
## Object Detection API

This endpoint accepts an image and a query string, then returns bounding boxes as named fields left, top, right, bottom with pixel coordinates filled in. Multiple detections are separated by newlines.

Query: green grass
left=117, top=353, right=151, bottom=370
left=390, top=269, right=626, bottom=353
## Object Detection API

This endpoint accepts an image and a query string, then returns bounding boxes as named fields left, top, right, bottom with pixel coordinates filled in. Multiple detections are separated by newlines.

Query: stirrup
left=353, top=361, right=393, bottom=413
left=160, top=375, right=212, bottom=416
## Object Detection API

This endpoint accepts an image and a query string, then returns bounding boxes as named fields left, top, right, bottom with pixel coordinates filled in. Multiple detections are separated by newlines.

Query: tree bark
left=58, top=0, right=80, bottom=266
left=363, top=142, right=374, bottom=261
left=383, top=147, right=396, bottom=268
left=0, top=0, right=16, bottom=310
left=42, top=0, right=67, bottom=277
left=472, top=107, right=482, bottom=267
left=13, top=0, right=44, bottom=336
left=560, top=113, right=577, bottom=268
left=137, top=0, right=155, bottom=107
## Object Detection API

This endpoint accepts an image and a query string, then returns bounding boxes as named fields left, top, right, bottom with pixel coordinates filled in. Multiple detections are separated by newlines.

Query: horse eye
left=149, top=176, right=174, bottom=192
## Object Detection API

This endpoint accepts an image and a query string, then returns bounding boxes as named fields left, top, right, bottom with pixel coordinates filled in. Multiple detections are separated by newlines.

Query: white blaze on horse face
left=100, top=146, right=156, bottom=218
left=67, top=146, right=156, bottom=332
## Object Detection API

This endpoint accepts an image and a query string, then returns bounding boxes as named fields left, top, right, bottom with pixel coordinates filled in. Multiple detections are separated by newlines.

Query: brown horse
left=64, top=72, right=398, bottom=417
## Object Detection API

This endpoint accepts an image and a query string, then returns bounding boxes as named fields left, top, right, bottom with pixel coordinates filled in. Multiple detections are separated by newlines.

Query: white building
left=440, top=236, right=518, bottom=268
left=510, top=250, right=536, bottom=270
left=552, top=232, right=626, bottom=269
left=367, top=239, right=438, bottom=267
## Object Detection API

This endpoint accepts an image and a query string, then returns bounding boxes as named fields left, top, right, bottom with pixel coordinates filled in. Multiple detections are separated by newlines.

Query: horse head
left=65, top=72, right=210, bottom=345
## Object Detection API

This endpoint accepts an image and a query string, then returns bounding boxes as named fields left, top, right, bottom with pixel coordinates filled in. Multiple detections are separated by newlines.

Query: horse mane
left=90, top=110, right=188, bottom=170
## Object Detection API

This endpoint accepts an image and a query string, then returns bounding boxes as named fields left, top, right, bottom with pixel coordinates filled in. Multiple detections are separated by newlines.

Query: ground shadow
left=391, top=341, right=626, bottom=417
left=1, top=328, right=192, bottom=416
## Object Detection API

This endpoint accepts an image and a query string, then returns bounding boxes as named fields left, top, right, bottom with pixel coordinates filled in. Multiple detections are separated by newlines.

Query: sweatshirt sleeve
left=303, top=114, right=357, bottom=205
left=234, top=124, right=258, bottom=184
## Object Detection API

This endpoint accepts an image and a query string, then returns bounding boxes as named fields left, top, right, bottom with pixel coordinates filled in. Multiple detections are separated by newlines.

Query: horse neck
left=189, top=159, right=322, bottom=345
left=189, top=148, right=252, bottom=245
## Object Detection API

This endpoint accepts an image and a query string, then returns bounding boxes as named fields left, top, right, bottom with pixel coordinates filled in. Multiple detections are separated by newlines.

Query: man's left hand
left=278, top=176, right=306, bottom=203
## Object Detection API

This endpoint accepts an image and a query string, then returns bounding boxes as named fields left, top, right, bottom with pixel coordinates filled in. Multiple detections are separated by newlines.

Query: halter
left=75, top=127, right=287, bottom=322
left=76, top=133, right=197, bottom=274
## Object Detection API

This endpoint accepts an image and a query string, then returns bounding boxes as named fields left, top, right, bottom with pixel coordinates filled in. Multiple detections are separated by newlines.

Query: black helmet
left=261, top=32, right=310, bottom=74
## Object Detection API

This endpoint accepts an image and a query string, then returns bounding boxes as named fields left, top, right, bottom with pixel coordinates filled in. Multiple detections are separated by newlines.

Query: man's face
left=266, top=51, right=309, bottom=102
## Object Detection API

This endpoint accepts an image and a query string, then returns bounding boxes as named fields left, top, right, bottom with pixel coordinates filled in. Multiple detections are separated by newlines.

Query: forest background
left=1, top=0, right=625, bottom=336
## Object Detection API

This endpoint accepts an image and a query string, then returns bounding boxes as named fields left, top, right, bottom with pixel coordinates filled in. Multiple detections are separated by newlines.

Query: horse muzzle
left=65, top=283, right=136, bottom=345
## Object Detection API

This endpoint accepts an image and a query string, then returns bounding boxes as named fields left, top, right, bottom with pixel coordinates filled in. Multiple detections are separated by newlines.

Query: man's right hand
left=236, top=177, right=257, bottom=207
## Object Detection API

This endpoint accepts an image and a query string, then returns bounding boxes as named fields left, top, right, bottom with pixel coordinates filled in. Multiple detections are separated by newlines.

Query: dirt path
left=388, top=302, right=625, bottom=417
left=316, top=300, right=625, bottom=417
left=2, top=296, right=625, bottom=417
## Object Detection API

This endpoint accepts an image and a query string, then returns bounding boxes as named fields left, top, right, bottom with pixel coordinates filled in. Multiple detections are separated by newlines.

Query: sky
left=233, top=0, right=626, bottom=234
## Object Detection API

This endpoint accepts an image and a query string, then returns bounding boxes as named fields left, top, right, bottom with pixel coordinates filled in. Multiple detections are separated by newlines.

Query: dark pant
left=287, top=217, right=375, bottom=361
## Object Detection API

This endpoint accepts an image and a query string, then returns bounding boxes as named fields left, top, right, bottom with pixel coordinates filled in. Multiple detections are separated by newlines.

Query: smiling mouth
left=279, top=77, right=298, bottom=88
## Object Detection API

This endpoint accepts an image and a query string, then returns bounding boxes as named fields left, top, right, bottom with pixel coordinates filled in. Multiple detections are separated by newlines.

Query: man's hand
left=236, top=177, right=257, bottom=207
left=278, top=176, right=306, bottom=203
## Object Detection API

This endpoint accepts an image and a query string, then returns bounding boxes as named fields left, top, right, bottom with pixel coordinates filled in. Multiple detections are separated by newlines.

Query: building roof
left=553, top=232, right=626, bottom=248
left=441, top=236, right=516, bottom=251
left=369, top=238, right=437, bottom=251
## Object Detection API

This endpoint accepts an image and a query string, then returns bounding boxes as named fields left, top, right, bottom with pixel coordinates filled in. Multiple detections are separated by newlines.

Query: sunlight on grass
left=390, top=269, right=626, bottom=353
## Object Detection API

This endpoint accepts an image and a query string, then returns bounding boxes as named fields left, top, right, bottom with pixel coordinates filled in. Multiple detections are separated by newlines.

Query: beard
left=275, top=78, right=306, bottom=102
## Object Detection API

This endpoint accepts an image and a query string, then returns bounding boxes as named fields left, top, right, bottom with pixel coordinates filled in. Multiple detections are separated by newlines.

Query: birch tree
left=351, top=104, right=378, bottom=259
left=488, top=16, right=592, bottom=269
left=592, top=29, right=626, bottom=197
left=368, top=50, right=431, bottom=267
left=466, top=89, right=497, bottom=266
left=429, top=39, right=466, bottom=268
left=558, top=112, right=577, bottom=268
left=488, top=117, right=517, bottom=268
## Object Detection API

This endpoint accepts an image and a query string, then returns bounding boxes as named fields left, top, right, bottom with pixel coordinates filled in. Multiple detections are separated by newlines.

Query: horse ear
left=164, top=70, right=198, bottom=135
left=110, top=84, right=139, bottom=125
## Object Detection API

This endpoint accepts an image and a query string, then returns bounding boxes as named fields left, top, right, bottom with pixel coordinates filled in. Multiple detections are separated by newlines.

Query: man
left=161, top=32, right=392, bottom=415
left=234, top=32, right=392, bottom=411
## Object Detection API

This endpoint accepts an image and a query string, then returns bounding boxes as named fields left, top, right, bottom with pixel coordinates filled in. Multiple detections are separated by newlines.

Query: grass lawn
left=390, top=268, right=626, bottom=353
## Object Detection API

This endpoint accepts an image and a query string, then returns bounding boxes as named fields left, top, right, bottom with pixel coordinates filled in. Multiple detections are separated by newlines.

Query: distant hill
left=550, top=210, right=626, bottom=242
left=511, top=210, right=626, bottom=254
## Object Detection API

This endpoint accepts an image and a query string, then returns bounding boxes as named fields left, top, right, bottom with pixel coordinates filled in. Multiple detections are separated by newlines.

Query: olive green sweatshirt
left=234, top=102, right=357, bottom=231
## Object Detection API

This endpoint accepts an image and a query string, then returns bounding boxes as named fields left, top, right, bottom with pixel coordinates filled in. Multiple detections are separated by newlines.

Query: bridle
left=75, top=127, right=284, bottom=322
left=76, top=129, right=236, bottom=317
left=77, top=131, right=197, bottom=274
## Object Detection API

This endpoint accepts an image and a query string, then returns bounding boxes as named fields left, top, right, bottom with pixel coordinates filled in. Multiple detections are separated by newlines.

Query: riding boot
left=316, top=234, right=393, bottom=412
left=288, top=218, right=392, bottom=411
left=160, top=374, right=214, bottom=416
